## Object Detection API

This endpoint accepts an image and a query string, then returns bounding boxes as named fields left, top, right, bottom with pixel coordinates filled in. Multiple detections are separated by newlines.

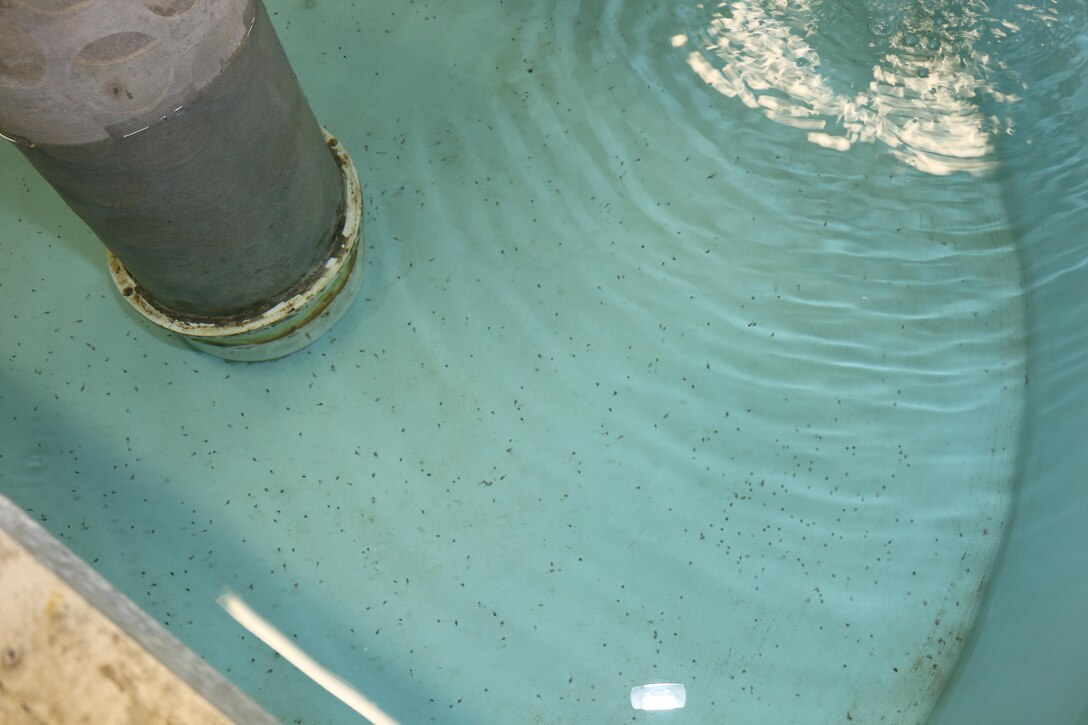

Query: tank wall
left=928, top=15, right=1088, bottom=725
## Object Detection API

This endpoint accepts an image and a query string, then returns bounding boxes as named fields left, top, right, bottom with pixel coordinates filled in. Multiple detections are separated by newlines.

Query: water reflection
left=677, top=0, right=1052, bottom=175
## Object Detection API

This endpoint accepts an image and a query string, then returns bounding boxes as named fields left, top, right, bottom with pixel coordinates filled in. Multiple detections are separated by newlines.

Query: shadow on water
left=0, top=374, right=476, bottom=725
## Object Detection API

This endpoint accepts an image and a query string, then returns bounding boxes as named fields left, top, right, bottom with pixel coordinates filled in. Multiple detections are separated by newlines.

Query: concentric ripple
left=661, top=0, right=1068, bottom=175
left=0, top=1, right=1039, bottom=723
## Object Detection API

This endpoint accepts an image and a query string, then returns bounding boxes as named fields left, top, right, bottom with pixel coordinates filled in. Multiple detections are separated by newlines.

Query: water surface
left=0, top=0, right=1041, bottom=722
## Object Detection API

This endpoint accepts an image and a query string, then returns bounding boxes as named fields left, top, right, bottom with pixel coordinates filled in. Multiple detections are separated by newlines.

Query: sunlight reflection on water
left=676, top=0, right=1054, bottom=175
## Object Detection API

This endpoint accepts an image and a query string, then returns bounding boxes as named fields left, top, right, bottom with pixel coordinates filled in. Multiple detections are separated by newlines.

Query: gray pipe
left=0, top=0, right=359, bottom=353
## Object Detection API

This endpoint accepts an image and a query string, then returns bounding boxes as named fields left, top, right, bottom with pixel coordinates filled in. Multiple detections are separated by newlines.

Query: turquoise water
left=2, top=1, right=1083, bottom=723
left=928, top=3, right=1088, bottom=721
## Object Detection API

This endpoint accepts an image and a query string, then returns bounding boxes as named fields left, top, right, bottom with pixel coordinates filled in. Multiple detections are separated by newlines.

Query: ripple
left=0, top=1, right=1039, bottom=723
left=670, top=0, right=1026, bottom=174
left=373, top=2, right=1029, bottom=719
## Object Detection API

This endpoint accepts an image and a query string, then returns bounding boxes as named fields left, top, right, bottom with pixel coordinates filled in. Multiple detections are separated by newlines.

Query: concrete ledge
left=0, top=495, right=276, bottom=724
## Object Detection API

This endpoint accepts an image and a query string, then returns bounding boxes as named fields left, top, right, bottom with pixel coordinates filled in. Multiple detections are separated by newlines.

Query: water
left=3, top=0, right=1077, bottom=722
left=928, top=3, right=1088, bottom=721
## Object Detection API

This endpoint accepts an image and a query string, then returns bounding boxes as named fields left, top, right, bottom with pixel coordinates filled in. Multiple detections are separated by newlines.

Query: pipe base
left=108, top=130, right=364, bottom=362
